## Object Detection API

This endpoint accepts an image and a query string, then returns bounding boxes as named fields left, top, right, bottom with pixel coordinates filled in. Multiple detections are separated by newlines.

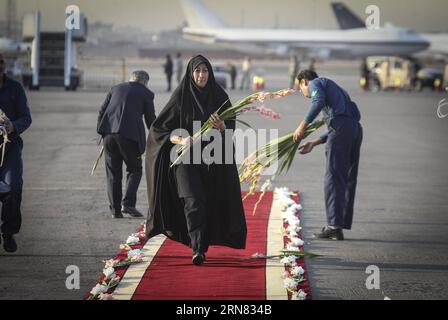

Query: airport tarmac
left=0, top=61, right=447, bottom=300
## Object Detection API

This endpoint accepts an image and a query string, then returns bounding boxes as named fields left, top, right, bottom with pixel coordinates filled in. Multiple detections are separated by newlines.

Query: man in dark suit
left=97, top=71, right=156, bottom=218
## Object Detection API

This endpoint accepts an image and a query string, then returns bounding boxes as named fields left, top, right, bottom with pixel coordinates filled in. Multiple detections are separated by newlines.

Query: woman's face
left=192, top=63, right=209, bottom=88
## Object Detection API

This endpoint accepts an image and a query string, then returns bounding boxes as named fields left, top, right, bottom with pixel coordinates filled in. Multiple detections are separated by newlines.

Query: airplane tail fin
left=331, top=2, right=365, bottom=29
left=180, top=0, right=228, bottom=29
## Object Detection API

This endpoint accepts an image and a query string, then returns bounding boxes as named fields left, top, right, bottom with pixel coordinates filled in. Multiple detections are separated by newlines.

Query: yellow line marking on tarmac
left=113, top=235, right=166, bottom=300
left=266, top=195, right=288, bottom=300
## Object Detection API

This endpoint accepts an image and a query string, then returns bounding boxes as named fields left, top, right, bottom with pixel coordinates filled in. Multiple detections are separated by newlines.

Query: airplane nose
left=421, top=39, right=430, bottom=50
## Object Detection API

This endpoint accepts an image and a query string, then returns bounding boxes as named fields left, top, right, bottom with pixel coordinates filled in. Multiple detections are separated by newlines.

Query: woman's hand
left=181, top=136, right=194, bottom=146
left=209, top=114, right=226, bottom=132
left=170, top=135, right=193, bottom=146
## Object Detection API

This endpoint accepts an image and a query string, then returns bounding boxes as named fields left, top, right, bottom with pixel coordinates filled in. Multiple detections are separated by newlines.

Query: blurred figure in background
left=226, top=61, right=237, bottom=90
left=408, top=58, right=417, bottom=90
left=164, top=54, right=174, bottom=92
left=175, top=52, right=183, bottom=84
left=402, top=60, right=411, bottom=91
left=309, top=58, right=316, bottom=73
left=289, top=55, right=300, bottom=89
left=443, top=58, right=448, bottom=92
left=359, top=58, right=370, bottom=91
left=239, top=56, right=252, bottom=90
left=97, top=71, right=156, bottom=219
left=379, top=58, right=390, bottom=90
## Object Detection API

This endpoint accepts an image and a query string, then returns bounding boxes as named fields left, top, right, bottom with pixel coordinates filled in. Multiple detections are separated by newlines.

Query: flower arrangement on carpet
left=276, top=187, right=310, bottom=300
left=87, top=222, right=147, bottom=300
left=251, top=187, right=321, bottom=300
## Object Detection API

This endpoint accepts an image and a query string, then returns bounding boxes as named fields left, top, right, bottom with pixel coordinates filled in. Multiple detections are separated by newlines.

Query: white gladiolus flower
left=260, top=179, right=272, bottom=192
left=274, top=187, right=290, bottom=196
left=286, top=213, right=299, bottom=222
left=126, top=236, right=140, bottom=245
left=285, top=216, right=300, bottom=227
left=102, top=267, right=115, bottom=278
left=281, top=198, right=296, bottom=207
left=286, top=244, right=300, bottom=252
left=284, top=208, right=299, bottom=219
left=90, top=284, right=108, bottom=296
left=127, top=249, right=143, bottom=259
left=285, top=215, right=297, bottom=223
left=280, top=255, right=298, bottom=265
left=130, top=253, right=144, bottom=263
left=98, top=293, right=113, bottom=300
left=283, top=278, right=298, bottom=291
left=289, top=203, right=302, bottom=212
left=288, top=230, right=299, bottom=238
left=291, top=290, right=307, bottom=300
left=290, top=237, right=304, bottom=247
left=287, top=225, right=302, bottom=233
left=290, top=266, right=305, bottom=276
left=289, top=218, right=301, bottom=227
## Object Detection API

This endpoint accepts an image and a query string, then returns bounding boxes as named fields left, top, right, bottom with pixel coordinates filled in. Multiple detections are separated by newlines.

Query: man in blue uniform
left=293, top=70, right=362, bottom=240
left=0, top=53, right=32, bottom=252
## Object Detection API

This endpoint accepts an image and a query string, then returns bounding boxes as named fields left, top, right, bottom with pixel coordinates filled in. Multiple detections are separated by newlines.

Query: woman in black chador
left=145, top=55, right=247, bottom=265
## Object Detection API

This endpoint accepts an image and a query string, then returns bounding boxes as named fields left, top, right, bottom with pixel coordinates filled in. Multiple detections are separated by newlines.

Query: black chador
left=145, top=55, right=247, bottom=262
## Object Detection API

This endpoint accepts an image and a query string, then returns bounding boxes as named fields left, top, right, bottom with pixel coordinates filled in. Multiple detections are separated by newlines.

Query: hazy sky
left=1, top=0, right=447, bottom=33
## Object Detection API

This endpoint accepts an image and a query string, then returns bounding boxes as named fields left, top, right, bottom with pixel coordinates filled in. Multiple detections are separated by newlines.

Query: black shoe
left=313, top=226, right=344, bottom=240
left=121, top=206, right=143, bottom=218
left=111, top=211, right=124, bottom=219
left=2, top=234, right=17, bottom=253
left=192, top=253, right=205, bottom=266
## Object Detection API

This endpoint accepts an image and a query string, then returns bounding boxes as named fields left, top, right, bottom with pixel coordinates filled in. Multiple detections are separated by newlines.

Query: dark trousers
left=103, top=134, right=142, bottom=214
left=166, top=74, right=172, bottom=92
left=0, top=142, right=23, bottom=235
left=175, top=164, right=210, bottom=254
left=231, top=75, right=236, bottom=90
left=324, top=117, right=363, bottom=230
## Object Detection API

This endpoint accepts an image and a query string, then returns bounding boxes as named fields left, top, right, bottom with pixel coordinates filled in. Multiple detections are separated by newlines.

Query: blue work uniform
left=304, top=77, right=362, bottom=229
left=0, top=74, right=32, bottom=235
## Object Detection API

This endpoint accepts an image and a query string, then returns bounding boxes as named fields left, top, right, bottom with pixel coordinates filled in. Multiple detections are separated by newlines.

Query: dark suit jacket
left=97, top=82, right=156, bottom=155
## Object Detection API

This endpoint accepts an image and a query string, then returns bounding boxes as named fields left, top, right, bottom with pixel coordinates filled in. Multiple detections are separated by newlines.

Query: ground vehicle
left=252, top=68, right=266, bottom=90
left=364, top=56, right=420, bottom=91
left=415, top=68, right=444, bottom=91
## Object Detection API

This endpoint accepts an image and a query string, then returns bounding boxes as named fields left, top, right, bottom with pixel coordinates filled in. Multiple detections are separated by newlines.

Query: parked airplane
left=331, top=2, right=448, bottom=56
left=180, top=0, right=430, bottom=57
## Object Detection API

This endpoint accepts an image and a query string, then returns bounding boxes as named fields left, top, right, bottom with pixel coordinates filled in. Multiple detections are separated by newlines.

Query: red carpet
left=132, top=192, right=271, bottom=300
left=86, top=191, right=312, bottom=300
